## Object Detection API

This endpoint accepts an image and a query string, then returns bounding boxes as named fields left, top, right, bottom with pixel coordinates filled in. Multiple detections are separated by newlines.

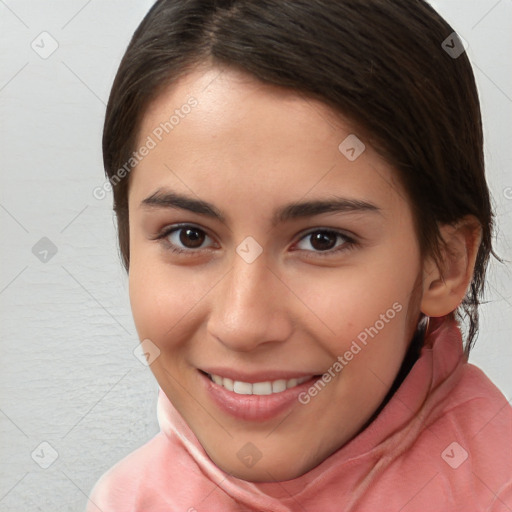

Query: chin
left=229, top=464, right=308, bottom=483
left=210, top=449, right=318, bottom=483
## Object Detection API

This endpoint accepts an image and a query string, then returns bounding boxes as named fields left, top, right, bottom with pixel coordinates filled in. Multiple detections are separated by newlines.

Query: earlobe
left=420, top=215, right=482, bottom=317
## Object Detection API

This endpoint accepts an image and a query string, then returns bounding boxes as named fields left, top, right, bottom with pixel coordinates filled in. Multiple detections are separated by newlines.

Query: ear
left=421, top=215, right=482, bottom=317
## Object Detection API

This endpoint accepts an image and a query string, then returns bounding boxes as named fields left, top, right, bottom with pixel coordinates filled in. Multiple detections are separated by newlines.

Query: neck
left=357, top=321, right=426, bottom=433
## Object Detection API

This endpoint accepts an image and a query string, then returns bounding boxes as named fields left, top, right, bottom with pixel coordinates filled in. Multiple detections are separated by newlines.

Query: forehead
left=139, top=65, right=342, bottom=152
left=130, top=65, right=408, bottom=218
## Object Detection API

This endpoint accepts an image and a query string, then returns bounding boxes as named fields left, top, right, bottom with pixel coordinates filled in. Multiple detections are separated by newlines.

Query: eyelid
left=154, top=222, right=211, bottom=239
left=297, top=226, right=356, bottom=242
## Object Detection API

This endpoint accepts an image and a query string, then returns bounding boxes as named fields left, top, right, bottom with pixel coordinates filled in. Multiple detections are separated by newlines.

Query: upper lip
left=199, top=367, right=320, bottom=383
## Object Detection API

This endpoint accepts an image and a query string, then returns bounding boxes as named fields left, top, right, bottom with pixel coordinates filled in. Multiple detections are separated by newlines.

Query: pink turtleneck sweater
left=86, top=317, right=512, bottom=511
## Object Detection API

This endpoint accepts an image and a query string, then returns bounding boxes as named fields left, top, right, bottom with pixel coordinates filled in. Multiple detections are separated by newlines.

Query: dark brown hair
left=103, top=0, right=496, bottom=352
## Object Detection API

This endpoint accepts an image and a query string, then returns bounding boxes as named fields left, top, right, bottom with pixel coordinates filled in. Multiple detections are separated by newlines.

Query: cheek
left=287, top=250, right=421, bottom=385
left=128, top=257, right=212, bottom=347
left=291, top=259, right=418, bottom=334
left=128, top=244, right=176, bottom=341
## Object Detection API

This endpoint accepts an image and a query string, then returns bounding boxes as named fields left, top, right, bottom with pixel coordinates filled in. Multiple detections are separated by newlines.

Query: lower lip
left=199, top=371, right=320, bottom=422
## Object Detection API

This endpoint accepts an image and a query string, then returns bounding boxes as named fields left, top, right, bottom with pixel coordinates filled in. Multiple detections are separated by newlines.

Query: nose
left=207, top=251, right=294, bottom=353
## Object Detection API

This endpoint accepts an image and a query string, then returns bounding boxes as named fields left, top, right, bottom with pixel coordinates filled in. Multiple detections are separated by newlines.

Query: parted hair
left=103, top=0, right=496, bottom=352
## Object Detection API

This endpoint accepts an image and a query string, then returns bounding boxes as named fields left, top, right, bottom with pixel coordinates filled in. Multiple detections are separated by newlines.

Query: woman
left=87, top=0, right=512, bottom=510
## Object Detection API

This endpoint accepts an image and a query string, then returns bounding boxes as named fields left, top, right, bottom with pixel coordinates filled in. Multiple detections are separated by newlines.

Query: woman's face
left=128, top=65, right=424, bottom=481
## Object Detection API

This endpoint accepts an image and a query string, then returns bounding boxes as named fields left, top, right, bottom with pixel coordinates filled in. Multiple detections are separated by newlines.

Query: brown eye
left=157, top=225, right=214, bottom=254
left=294, top=229, right=355, bottom=257
left=176, top=227, right=206, bottom=249
left=308, top=231, right=338, bottom=251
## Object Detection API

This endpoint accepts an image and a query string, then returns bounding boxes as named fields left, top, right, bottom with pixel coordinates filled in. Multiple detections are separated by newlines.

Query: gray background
left=0, top=1, right=510, bottom=510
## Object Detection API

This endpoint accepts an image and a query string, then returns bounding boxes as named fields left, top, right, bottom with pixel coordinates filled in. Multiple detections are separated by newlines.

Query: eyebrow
left=141, top=189, right=381, bottom=227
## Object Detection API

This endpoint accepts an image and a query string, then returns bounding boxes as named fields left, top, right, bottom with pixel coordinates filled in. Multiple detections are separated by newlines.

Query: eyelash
left=154, top=224, right=357, bottom=258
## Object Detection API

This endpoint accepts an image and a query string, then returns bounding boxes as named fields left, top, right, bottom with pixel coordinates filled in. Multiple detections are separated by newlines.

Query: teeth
left=272, top=379, right=287, bottom=393
left=208, top=373, right=311, bottom=395
left=223, top=377, right=234, bottom=392
left=253, top=381, right=272, bottom=395
left=212, top=374, right=223, bottom=386
left=233, top=381, right=252, bottom=394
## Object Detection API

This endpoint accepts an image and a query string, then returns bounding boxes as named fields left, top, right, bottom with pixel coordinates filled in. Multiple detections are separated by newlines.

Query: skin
left=126, top=64, right=480, bottom=482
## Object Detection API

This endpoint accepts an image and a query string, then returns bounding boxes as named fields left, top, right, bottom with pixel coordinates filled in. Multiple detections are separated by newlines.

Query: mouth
left=198, top=369, right=324, bottom=422
left=200, top=370, right=319, bottom=395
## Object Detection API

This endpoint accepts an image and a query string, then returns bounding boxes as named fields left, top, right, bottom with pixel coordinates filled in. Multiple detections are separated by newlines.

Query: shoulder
left=85, top=432, right=172, bottom=512
left=441, top=362, right=512, bottom=436
left=414, top=362, right=512, bottom=509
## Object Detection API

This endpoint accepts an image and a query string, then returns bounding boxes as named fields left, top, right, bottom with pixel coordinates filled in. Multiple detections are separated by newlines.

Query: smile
left=206, top=372, right=314, bottom=395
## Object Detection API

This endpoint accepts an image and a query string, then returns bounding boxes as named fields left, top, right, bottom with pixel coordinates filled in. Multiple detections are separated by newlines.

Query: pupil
left=181, top=228, right=204, bottom=248
left=311, top=232, right=336, bottom=251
